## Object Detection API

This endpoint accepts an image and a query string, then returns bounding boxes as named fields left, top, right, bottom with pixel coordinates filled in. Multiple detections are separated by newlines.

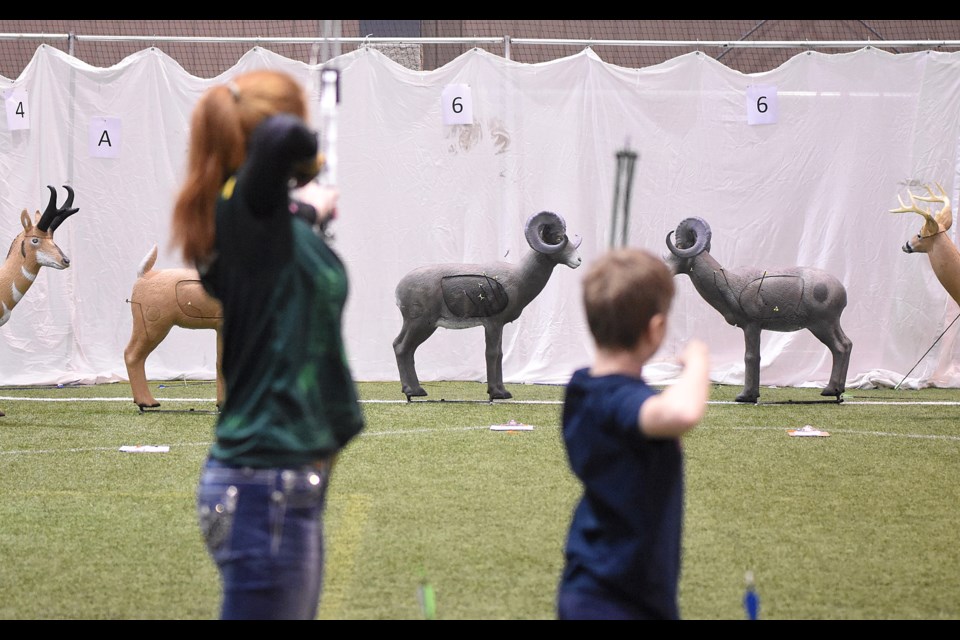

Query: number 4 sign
left=441, top=84, right=473, bottom=125
left=4, top=88, right=30, bottom=131
left=746, top=84, right=778, bottom=125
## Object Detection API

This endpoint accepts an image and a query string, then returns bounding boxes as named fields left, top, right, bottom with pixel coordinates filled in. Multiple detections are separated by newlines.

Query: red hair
left=170, top=70, right=309, bottom=265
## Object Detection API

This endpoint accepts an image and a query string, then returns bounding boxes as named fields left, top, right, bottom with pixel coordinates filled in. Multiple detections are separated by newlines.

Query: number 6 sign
left=442, top=84, right=473, bottom=125
left=746, top=84, right=778, bottom=125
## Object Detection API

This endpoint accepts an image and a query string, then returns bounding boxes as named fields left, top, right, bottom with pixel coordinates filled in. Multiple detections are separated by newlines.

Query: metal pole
left=610, top=146, right=638, bottom=248
left=895, top=311, right=960, bottom=390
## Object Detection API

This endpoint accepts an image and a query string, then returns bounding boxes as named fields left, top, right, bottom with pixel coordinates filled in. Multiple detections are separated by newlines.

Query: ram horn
left=666, top=216, right=711, bottom=259
left=525, top=210, right=568, bottom=255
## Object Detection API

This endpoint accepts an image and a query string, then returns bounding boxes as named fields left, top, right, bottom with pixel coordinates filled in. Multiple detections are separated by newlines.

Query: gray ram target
left=393, top=211, right=582, bottom=401
left=665, top=216, right=852, bottom=403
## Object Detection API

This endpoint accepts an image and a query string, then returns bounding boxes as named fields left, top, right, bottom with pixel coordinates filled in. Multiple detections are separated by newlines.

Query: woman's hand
left=291, top=182, right=340, bottom=226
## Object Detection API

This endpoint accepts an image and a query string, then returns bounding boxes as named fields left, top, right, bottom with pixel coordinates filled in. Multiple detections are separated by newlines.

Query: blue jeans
left=197, top=456, right=332, bottom=620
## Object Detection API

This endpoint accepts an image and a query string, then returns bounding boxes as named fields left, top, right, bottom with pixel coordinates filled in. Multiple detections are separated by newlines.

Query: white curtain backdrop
left=2, top=44, right=960, bottom=391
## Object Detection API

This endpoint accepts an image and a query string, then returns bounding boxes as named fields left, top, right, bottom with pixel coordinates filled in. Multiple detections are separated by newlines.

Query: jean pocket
left=282, top=469, right=328, bottom=510
left=198, top=484, right=238, bottom=556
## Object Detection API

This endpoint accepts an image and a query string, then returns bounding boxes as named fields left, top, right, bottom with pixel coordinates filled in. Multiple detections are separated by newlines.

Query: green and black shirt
left=199, top=113, right=364, bottom=469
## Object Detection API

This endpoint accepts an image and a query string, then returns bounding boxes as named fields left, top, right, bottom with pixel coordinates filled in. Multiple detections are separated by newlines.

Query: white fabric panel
left=1, top=45, right=960, bottom=390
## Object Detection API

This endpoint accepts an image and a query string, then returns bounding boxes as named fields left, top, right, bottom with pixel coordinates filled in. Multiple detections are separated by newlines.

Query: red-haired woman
left=171, top=69, right=364, bottom=620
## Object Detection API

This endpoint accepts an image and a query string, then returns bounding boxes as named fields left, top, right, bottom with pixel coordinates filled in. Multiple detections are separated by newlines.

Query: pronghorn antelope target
left=0, top=185, right=79, bottom=416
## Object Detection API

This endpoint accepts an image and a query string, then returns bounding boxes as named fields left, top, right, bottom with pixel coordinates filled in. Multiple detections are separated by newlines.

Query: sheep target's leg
left=484, top=323, right=511, bottom=400
left=393, top=320, right=436, bottom=400
left=737, top=325, right=762, bottom=403
left=808, top=322, right=852, bottom=400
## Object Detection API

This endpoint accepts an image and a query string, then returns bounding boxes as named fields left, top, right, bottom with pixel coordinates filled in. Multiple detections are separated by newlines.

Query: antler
left=890, top=183, right=951, bottom=236
left=913, top=182, right=952, bottom=231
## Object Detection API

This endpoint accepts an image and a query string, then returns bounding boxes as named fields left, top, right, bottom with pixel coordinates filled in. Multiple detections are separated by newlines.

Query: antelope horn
left=36, top=186, right=60, bottom=232
left=37, top=185, right=78, bottom=233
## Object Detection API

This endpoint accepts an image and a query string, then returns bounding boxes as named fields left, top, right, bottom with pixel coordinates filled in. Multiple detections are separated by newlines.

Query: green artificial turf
left=0, top=380, right=957, bottom=619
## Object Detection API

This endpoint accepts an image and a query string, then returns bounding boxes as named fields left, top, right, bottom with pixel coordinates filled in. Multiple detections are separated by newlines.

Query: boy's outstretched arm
left=639, top=339, right=710, bottom=439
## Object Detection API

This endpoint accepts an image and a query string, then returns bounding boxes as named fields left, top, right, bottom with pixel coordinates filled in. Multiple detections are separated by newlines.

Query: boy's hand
left=679, top=339, right=709, bottom=368
left=638, top=338, right=710, bottom=438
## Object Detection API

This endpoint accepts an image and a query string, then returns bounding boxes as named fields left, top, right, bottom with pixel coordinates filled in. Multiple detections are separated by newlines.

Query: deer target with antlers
left=890, top=182, right=960, bottom=306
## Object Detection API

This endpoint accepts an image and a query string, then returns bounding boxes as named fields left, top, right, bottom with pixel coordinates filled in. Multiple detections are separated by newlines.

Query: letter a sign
left=89, top=117, right=121, bottom=158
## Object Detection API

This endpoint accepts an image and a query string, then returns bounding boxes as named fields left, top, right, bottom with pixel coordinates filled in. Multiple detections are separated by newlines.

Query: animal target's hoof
left=822, top=389, right=844, bottom=403
left=137, top=401, right=161, bottom=411
left=403, top=387, right=427, bottom=401
left=735, top=393, right=758, bottom=404
left=489, top=390, right=513, bottom=400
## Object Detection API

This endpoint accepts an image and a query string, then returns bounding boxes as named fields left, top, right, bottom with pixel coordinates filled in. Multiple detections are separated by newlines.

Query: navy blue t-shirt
left=558, top=367, right=685, bottom=620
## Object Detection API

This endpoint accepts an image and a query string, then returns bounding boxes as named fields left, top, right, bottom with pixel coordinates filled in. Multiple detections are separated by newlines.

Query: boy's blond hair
left=582, top=248, right=675, bottom=349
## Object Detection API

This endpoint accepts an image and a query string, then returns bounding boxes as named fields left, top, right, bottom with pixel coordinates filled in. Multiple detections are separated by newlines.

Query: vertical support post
left=610, top=145, right=639, bottom=248
left=317, top=20, right=342, bottom=190
left=318, top=67, right=340, bottom=188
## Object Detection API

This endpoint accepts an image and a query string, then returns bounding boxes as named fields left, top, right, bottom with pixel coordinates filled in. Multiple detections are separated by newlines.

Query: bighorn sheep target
left=665, top=216, right=852, bottom=403
left=393, top=211, right=582, bottom=401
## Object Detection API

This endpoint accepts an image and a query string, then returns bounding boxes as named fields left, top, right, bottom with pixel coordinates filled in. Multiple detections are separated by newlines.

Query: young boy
left=556, top=247, right=710, bottom=620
